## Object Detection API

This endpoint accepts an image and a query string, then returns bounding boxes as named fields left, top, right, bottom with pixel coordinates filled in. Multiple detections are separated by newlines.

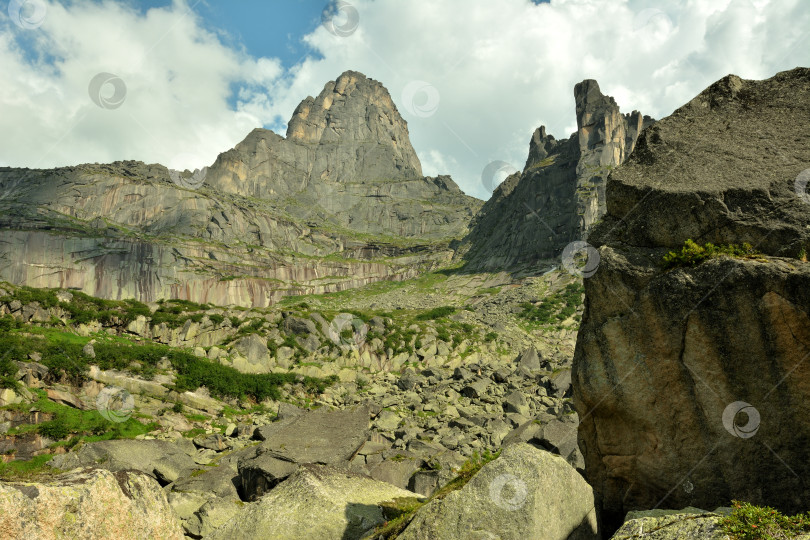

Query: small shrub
left=721, top=500, right=810, bottom=539
left=662, top=239, right=763, bottom=269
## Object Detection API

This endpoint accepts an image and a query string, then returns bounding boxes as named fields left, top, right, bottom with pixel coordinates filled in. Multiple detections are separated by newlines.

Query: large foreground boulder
left=0, top=467, right=183, bottom=539
left=573, top=67, right=810, bottom=531
left=398, top=443, right=598, bottom=540
left=207, top=464, right=419, bottom=540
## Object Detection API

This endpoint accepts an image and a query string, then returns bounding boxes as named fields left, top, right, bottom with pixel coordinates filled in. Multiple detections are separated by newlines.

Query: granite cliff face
left=572, top=67, right=810, bottom=531
left=0, top=71, right=481, bottom=306
left=456, top=80, right=652, bottom=271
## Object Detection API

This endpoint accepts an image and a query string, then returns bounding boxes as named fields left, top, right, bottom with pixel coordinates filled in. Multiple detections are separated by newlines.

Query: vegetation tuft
left=662, top=239, right=764, bottom=269
left=519, top=283, right=584, bottom=326
left=721, top=500, right=810, bottom=540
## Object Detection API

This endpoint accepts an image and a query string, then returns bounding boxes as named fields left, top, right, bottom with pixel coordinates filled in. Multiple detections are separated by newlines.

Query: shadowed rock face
left=573, top=67, right=810, bottom=533
left=0, top=71, right=481, bottom=306
left=456, top=79, right=652, bottom=272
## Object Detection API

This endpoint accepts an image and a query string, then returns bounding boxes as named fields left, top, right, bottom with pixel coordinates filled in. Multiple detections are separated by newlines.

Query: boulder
left=573, top=68, right=810, bottom=531
left=252, top=406, right=369, bottom=465
left=172, top=463, right=241, bottom=500
left=183, top=498, right=242, bottom=538
left=238, top=453, right=299, bottom=501
left=230, top=334, right=272, bottom=373
left=48, top=439, right=196, bottom=480
left=46, top=388, right=86, bottom=409
left=206, top=464, right=420, bottom=540
left=398, top=443, right=598, bottom=540
left=516, top=347, right=543, bottom=372
left=193, top=433, right=231, bottom=451
left=282, top=315, right=317, bottom=336
left=610, top=509, right=726, bottom=539
left=0, top=467, right=183, bottom=539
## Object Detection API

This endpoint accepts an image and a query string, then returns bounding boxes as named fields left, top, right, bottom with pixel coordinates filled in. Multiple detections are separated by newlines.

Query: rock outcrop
left=398, top=443, right=598, bottom=540
left=0, top=467, right=183, bottom=539
left=458, top=80, right=652, bottom=271
left=573, top=67, right=810, bottom=532
left=0, top=71, right=481, bottom=307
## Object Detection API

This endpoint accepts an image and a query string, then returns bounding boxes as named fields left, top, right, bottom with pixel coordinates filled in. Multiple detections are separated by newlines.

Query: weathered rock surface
left=48, top=438, right=196, bottom=479
left=610, top=509, right=726, bottom=540
left=574, top=67, right=810, bottom=532
left=0, top=71, right=481, bottom=307
left=398, top=443, right=598, bottom=540
left=0, top=467, right=183, bottom=539
left=238, top=406, right=369, bottom=500
left=207, top=464, right=419, bottom=540
left=457, top=79, right=653, bottom=271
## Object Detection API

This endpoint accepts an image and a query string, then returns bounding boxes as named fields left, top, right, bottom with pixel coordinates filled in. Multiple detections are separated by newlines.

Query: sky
left=1, top=0, right=808, bottom=200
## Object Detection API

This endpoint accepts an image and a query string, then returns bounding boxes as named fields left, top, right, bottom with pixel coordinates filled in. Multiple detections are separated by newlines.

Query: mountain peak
left=284, top=70, right=422, bottom=178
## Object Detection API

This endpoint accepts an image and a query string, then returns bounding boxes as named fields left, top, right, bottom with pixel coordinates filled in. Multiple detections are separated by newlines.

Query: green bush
left=38, top=416, right=70, bottom=439
left=0, top=354, right=19, bottom=390
left=415, top=306, right=456, bottom=321
left=662, top=239, right=763, bottom=269
left=721, top=500, right=810, bottom=539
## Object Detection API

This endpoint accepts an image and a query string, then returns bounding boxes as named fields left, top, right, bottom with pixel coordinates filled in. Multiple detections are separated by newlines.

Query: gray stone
left=550, top=369, right=572, bottom=398
left=254, top=406, right=369, bottom=465
left=611, top=510, right=726, bottom=539
left=461, top=379, right=490, bottom=399
left=398, top=444, right=597, bottom=540
left=503, top=389, right=530, bottom=416
left=193, top=433, right=230, bottom=452
left=238, top=453, right=299, bottom=501
left=47, top=439, right=196, bottom=480
left=206, top=464, right=420, bottom=540
left=0, top=468, right=183, bottom=539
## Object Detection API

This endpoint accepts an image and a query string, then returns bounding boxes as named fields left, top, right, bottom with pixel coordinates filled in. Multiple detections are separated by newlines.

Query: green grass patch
left=519, top=282, right=584, bottom=326
left=414, top=306, right=456, bottom=321
left=0, top=454, right=57, bottom=481
left=720, top=500, right=810, bottom=539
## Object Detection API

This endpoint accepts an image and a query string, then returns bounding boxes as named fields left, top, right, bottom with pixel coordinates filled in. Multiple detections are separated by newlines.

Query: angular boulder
left=398, top=443, right=598, bottom=540
left=610, top=509, right=727, bottom=540
left=48, top=438, right=197, bottom=480
left=0, top=467, right=183, bottom=539
left=206, top=464, right=420, bottom=540
left=252, top=405, right=369, bottom=465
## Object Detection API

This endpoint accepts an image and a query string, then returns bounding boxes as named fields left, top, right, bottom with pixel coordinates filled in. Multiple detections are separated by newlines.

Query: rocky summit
left=456, top=79, right=653, bottom=272
left=0, top=71, right=481, bottom=307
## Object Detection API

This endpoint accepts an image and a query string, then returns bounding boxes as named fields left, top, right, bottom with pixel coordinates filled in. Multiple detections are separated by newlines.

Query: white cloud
left=1, top=0, right=807, bottom=199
